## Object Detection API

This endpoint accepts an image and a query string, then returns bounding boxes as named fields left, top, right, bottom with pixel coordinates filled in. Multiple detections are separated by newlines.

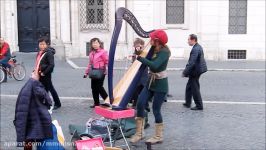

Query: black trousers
left=91, top=76, right=108, bottom=105
left=40, top=75, right=61, bottom=106
left=185, top=76, right=203, bottom=108
left=131, top=84, right=144, bottom=107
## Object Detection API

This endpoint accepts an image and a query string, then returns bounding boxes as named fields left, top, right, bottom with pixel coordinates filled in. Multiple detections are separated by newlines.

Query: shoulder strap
left=35, top=52, right=47, bottom=71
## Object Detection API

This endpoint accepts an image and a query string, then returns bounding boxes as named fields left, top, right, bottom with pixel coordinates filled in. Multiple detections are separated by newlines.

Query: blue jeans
left=136, top=86, right=166, bottom=123
left=0, top=57, right=11, bottom=68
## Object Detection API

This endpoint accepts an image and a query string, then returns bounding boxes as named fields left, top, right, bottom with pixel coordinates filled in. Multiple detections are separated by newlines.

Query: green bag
left=89, top=65, right=104, bottom=79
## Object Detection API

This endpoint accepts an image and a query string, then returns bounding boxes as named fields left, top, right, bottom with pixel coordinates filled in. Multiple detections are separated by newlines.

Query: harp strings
left=113, top=47, right=132, bottom=87
left=112, top=39, right=151, bottom=94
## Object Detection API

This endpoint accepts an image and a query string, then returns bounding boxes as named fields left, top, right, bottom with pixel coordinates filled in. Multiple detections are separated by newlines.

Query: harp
left=104, top=7, right=154, bottom=110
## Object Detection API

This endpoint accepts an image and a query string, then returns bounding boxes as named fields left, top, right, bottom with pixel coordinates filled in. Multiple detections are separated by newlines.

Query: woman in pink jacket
left=84, top=38, right=109, bottom=108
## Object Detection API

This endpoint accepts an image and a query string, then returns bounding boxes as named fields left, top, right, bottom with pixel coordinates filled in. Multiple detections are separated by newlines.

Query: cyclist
left=0, top=37, right=11, bottom=82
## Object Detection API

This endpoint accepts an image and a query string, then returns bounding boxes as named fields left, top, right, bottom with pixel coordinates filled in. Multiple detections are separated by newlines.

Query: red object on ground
left=95, top=106, right=135, bottom=120
left=75, top=137, right=104, bottom=150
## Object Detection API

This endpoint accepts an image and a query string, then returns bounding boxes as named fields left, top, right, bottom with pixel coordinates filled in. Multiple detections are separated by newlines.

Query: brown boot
left=146, top=123, right=163, bottom=144
left=130, top=117, right=145, bottom=143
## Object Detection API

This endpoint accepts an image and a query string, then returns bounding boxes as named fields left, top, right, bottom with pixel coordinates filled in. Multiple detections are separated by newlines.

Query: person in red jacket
left=0, top=37, right=11, bottom=67
left=0, top=37, right=12, bottom=82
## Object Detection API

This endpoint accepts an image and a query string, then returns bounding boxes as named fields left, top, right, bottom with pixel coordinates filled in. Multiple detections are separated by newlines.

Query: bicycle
left=0, top=56, right=26, bottom=83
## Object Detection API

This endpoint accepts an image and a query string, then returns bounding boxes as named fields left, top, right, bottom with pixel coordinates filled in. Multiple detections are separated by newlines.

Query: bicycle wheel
left=13, top=64, right=26, bottom=81
left=0, top=67, right=6, bottom=83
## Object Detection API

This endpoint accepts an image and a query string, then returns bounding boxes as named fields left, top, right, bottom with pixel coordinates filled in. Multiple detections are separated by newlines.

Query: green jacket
left=138, top=46, right=170, bottom=93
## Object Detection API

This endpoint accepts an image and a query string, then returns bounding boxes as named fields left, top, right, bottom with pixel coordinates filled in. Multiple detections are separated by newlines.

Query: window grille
left=228, top=50, right=246, bottom=59
left=166, top=0, right=184, bottom=24
left=229, top=0, right=247, bottom=34
left=80, top=0, right=109, bottom=31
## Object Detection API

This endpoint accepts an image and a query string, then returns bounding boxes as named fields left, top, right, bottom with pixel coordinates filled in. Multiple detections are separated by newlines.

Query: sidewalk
left=68, top=57, right=265, bottom=71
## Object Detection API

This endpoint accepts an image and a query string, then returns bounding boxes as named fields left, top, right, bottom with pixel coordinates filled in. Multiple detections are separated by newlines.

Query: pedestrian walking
left=83, top=38, right=109, bottom=108
left=36, top=37, right=61, bottom=110
left=182, top=34, right=207, bottom=110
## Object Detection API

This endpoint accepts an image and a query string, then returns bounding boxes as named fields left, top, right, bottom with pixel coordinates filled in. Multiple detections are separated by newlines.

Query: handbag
left=88, top=52, right=105, bottom=79
left=87, top=118, right=111, bottom=136
left=88, top=65, right=105, bottom=79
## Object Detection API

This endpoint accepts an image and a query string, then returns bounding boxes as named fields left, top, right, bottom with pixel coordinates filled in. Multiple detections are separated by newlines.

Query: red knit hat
left=149, top=29, right=168, bottom=45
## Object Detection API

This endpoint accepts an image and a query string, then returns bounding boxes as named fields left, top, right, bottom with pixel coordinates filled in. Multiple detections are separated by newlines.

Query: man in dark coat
left=36, top=37, right=61, bottom=110
left=14, top=72, right=53, bottom=148
left=182, top=34, right=207, bottom=110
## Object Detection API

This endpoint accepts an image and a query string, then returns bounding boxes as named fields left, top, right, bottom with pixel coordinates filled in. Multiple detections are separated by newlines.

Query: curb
left=1, top=94, right=265, bottom=105
left=66, top=58, right=80, bottom=69
left=66, top=59, right=266, bottom=72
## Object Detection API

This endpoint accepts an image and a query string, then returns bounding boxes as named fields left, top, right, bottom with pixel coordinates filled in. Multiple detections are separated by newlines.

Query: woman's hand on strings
left=136, top=55, right=143, bottom=60
left=134, top=46, right=143, bottom=55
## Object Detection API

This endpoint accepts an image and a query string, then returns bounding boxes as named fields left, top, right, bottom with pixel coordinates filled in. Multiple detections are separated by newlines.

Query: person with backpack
left=83, top=38, right=109, bottom=108
left=36, top=37, right=61, bottom=110
left=130, top=30, right=171, bottom=145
